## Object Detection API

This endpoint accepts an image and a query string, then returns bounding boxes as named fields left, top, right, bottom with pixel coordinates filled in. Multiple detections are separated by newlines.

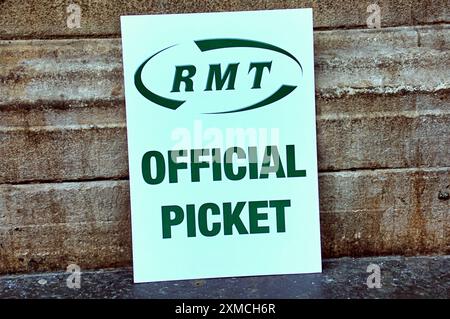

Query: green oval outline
left=134, top=39, right=302, bottom=113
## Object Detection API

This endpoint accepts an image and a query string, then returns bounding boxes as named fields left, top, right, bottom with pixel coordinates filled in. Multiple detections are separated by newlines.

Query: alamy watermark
left=170, top=120, right=281, bottom=165
left=66, top=263, right=81, bottom=289
left=66, top=3, right=81, bottom=29
left=366, top=263, right=382, bottom=288
left=366, top=4, right=381, bottom=29
left=172, top=120, right=280, bottom=148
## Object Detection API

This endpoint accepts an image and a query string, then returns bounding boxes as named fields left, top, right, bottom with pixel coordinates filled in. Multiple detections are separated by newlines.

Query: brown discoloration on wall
left=0, top=168, right=448, bottom=274
left=319, top=169, right=449, bottom=257
left=0, top=99, right=126, bottom=128
left=0, top=181, right=131, bottom=273
left=0, top=126, right=129, bottom=183
left=317, top=112, right=450, bottom=171
left=0, top=3, right=448, bottom=274
left=0, top=109, right=448, bottom=184
left=0, top=26, right=448, bottom=184
left=2, top=26, right=449, bottom=106
left=0, top=0, right=449, bottom=39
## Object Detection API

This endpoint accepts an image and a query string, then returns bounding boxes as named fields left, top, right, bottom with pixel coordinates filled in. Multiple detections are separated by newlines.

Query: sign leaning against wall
left=121, top=8, right=321, bottom=283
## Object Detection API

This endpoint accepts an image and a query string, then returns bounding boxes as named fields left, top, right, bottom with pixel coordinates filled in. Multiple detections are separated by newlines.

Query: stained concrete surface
left=1, top=0, right=449, bottom=39
left=0, top=2, right=448, bottom=277
left=1, top=25, right=449, bottom=274
left=0, top=255, right=448, bottom=299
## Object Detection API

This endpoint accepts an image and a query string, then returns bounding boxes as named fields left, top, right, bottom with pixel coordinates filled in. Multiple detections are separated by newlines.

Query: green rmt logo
left=135, top=38, right=303, bottom=114
left=171, top=61, right=272, bottom=92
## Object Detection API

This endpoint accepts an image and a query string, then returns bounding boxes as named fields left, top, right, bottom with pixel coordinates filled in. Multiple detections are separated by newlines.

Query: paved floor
left=0, top=255, right=448, bottom=299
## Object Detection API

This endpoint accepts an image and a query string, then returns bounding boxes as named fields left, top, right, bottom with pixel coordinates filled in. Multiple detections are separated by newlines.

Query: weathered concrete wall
left=0, top=0, right=449, bottom=38
left=0, top=1, right=449, bottom=274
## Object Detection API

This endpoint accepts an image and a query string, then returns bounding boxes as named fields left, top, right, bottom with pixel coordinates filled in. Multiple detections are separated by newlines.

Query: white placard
left=120, top=8, right=321, bottom=283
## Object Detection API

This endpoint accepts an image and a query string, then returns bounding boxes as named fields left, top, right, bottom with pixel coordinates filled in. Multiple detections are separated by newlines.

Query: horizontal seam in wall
left=0, top=220, right=129, bottom=230
left=316, top=109, right=450, bottom=120
left=1, top=89, right=448, bottom=113
left=0, top=123, right=126, bottom=132
left=318, top=166, right=450, bottom=175
left=1, top=89, right=449, bottom=108
left=0, top=166, right=449, bottom=186
left=0, top=21, right=449, bottom=41
left=0, top=176, right=130, bottom=186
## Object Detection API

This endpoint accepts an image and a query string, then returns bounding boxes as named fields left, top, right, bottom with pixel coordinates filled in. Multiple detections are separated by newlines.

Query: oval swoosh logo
left=134, top=38, right=303, bottom=114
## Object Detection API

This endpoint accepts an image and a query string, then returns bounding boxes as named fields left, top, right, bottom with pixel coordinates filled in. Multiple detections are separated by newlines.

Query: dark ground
left=0, top=255, right=448, bottom=299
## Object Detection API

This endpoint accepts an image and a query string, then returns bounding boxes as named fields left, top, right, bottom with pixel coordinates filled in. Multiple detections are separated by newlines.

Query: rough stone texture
left=0, top=125, right=128, bottom=183
left=0, top=39, right=123, bottom=106
left=0, top=181, right=131, bottom=274
left=0, top=107, right=448, bottom=183
left=1, top=26, right=449, bottom=183
left=0, top=168, right=448, bottom=274
left=1, top=26, right=449, bottom=105
left=0, top=5, right=449, bottom=274
left=0, top=255, right=448, bottom=298
left=319, top=168, right=450, bottom=257
left=317, top=110, right=450, bottom=171
left=0, top=0, right=449, bottom=39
